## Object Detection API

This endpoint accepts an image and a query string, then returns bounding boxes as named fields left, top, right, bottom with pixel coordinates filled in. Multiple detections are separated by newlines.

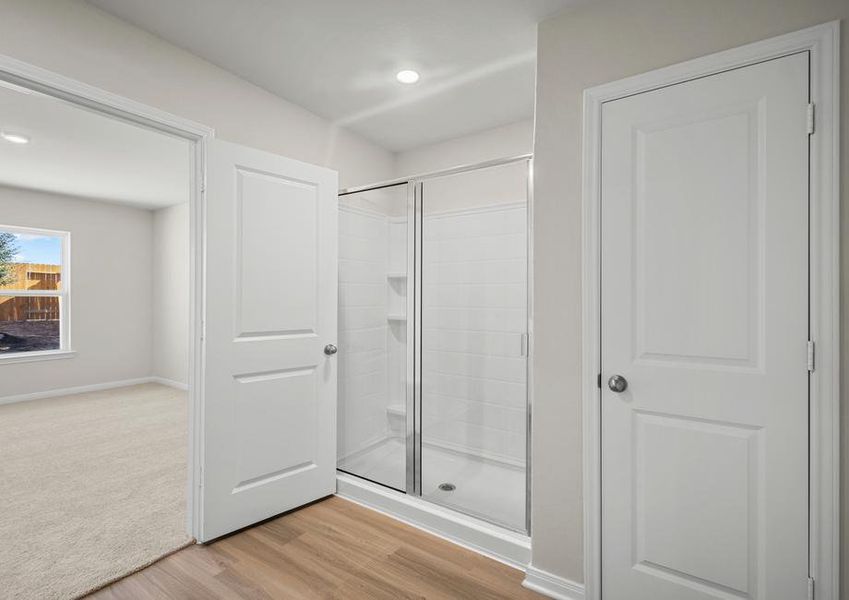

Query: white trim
left=0, top=55, right=212, bottom=139
left=0, top=349, right=76, bottom=365
left=0, top=53, right=214, bottom=542
left=150, top=376, right=189, bottom=391
left=336, top=472, right=531, bottom=569
left=525, top=157, right=534, bottom=535
left=523, top=565, right=585, bottom=600
left=0, top=223, right=70, bottom=239
left=0, top=376, right=156, bottom=405
left=581, top=22, right=840, bottom=600
left=0, top=289, right=65, bottom=297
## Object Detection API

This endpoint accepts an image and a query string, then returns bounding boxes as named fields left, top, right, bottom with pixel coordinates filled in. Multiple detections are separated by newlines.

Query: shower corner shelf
left=387, top=314, right=407, bottom=322
left=385, top=404, right=406, bottom=417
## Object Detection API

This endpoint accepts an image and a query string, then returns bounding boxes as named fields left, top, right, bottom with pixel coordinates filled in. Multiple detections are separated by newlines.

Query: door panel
left=635, top=106, right=761, bottom=368
left=601, top=53, right=809, bottom=599
left=235, top=169, right=318, bottom=336
left=202, top=139, right=337, bottom=542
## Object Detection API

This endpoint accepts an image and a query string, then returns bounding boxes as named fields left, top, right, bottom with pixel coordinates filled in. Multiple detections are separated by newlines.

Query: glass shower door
left=418, top=161, right=529, bottom=531
left=337, top=183, right=410, bottom=492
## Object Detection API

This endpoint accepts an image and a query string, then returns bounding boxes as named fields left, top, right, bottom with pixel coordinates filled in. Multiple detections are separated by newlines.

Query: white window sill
left=0, top=350, right=76, bottom=365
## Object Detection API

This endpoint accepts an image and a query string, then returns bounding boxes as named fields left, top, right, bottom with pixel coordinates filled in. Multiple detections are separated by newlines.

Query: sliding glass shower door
left=337, top=158, right=530, bottom=533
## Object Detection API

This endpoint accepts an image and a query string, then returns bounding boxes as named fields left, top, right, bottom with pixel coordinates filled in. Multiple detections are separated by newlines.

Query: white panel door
left=201, top=139, right=338, bottom=542
left=601, top=53, right=809, bottom=599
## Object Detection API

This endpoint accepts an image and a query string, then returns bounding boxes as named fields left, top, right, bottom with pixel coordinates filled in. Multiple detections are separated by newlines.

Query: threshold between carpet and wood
left=0, top=382, right=191, bottom=600
left=89, top=495, right=545, bottom=599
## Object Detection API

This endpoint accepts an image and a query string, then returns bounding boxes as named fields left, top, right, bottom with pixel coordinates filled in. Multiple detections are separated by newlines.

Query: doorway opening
left=0, top=64, right=207, bottom=599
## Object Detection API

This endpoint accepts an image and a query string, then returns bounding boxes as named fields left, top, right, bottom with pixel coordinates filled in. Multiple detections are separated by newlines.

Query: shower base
left=337, top=437, right=526, bottom=533
left=336, top=469, right=531, bottom=570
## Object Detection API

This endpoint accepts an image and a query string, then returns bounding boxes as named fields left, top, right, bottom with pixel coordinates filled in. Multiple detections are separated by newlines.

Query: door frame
left=581, top=22, right=840, bottom=600
left=0, top=54, right=214, bottom=540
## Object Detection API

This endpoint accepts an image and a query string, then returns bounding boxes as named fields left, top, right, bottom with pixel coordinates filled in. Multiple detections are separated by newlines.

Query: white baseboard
left=522, top=565, right=585, bottom=600
left=0, top=377, right=156, bottom=406
left=149, top=376, right=189, bottom=391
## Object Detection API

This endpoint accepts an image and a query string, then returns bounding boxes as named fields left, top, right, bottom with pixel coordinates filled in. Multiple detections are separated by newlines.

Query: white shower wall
left=338, top=205, right=389, bottom=459
left=338, top=203, right=408, bottom=462
left=339, top=198, right=528, bottom=469
left=385, top=217, right=408, bottom=432
left=422, top=202, right=528, bottom=466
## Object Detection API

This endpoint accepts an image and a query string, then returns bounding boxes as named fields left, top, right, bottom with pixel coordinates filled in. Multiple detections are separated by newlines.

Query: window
left=0, top=225, right=70, bottom=359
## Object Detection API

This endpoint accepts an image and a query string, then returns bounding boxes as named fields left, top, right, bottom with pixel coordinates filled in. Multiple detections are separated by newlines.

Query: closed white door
left=600, top=53, right=809, bottom=599
left=200, top=139, right=338, bottom=542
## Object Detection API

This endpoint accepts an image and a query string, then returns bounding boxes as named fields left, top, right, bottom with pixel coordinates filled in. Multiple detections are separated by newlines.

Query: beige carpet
left=0, top=383, right=193, bottom=600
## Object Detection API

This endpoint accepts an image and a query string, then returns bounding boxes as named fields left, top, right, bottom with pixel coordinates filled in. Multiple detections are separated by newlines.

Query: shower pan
left=337, top=156, right=530, bottom=536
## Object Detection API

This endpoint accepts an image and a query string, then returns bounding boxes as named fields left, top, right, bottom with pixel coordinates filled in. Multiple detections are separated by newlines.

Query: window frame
left=0, top=224, right=72, bottom=363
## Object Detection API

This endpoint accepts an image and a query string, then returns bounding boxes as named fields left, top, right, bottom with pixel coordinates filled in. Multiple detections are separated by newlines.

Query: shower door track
left=337, top=153, right=532, bottom=197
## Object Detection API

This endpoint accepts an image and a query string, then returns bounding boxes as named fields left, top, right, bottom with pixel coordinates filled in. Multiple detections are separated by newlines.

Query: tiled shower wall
left=338, top=205, right=389, bottom=459
left=385, top=217, right=408, bottom=422
left=339, top=201, right=527, bottom=467
left=422, top=203, right=528, bottom=466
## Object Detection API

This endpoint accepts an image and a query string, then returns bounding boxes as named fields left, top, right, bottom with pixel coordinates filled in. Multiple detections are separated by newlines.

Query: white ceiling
left=85, top=0, right=573, bottom=151
left=0, top=82, right=191, bottom=209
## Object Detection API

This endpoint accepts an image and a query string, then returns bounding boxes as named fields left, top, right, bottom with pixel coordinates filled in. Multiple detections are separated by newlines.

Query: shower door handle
left=324, top=344, right=338, bottom=356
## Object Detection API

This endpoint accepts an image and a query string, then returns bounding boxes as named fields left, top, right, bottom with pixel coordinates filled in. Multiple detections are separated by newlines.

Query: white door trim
left=581, top=21, right=840, bottom=600
left=0, top=54, right=214, bottom=541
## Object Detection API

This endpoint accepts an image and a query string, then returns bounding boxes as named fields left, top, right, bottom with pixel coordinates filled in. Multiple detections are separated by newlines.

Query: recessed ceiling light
left=1, top=131, right=29, bottom=144
left=396, top=70, right=420, bottom=84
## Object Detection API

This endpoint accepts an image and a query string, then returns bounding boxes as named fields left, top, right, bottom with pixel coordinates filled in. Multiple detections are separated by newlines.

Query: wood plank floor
left=87, top=496, right=544, bottom=599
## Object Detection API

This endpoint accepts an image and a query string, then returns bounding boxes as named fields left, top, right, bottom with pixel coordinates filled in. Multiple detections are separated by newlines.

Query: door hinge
left=807, top=103, right=815, bottom=135
left=807, top=340, right=815, bottom=372
left=520, top=333, right=529, bottom=357
left=597, top=373, right=602, bottom=389
left=808, top=576, right=815, bottom=600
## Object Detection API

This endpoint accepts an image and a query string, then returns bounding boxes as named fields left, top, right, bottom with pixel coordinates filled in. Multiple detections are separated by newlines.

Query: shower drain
left=438, top=482, right=456, bottom=492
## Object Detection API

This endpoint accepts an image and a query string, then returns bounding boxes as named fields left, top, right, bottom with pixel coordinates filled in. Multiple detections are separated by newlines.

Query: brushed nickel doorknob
left=324, top=344, right=338, bottom=356
left=608, top=374, right=628, bottom=393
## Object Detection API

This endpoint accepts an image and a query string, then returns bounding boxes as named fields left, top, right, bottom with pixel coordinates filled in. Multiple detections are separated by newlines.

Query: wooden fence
left=0, top=263, right=62, bottom=322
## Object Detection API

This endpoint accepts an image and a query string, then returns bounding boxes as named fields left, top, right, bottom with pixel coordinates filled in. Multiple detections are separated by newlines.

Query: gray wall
left=0, top=0, right=395, bottom=189
left=531, top=0, right=849, bottom=587
left=151, top=203, right=189, bottom=386
left=395, top=119, right=534, bottom=177
left=0, top=186, right=154, bottom=397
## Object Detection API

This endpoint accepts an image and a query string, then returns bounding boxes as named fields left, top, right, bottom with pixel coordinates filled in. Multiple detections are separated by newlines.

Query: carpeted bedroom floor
left=0, top=383, right=193, bottom=600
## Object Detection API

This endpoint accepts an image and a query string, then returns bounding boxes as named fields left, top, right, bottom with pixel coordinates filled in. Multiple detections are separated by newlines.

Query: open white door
left=200, top=139, right=338, bottom=542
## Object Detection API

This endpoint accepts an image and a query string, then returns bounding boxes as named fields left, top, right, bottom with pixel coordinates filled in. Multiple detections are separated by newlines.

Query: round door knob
left=608, top=374, right=628, bottom=393
left=324, top=344, right=338, bottom=356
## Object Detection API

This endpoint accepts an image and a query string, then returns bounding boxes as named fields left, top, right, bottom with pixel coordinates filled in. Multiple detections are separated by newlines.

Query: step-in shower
left=337, top=156, right=531, bottom=534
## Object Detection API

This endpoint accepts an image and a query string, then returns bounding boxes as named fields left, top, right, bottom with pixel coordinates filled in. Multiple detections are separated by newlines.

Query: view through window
left=0, top=226, right=68, bottom=355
